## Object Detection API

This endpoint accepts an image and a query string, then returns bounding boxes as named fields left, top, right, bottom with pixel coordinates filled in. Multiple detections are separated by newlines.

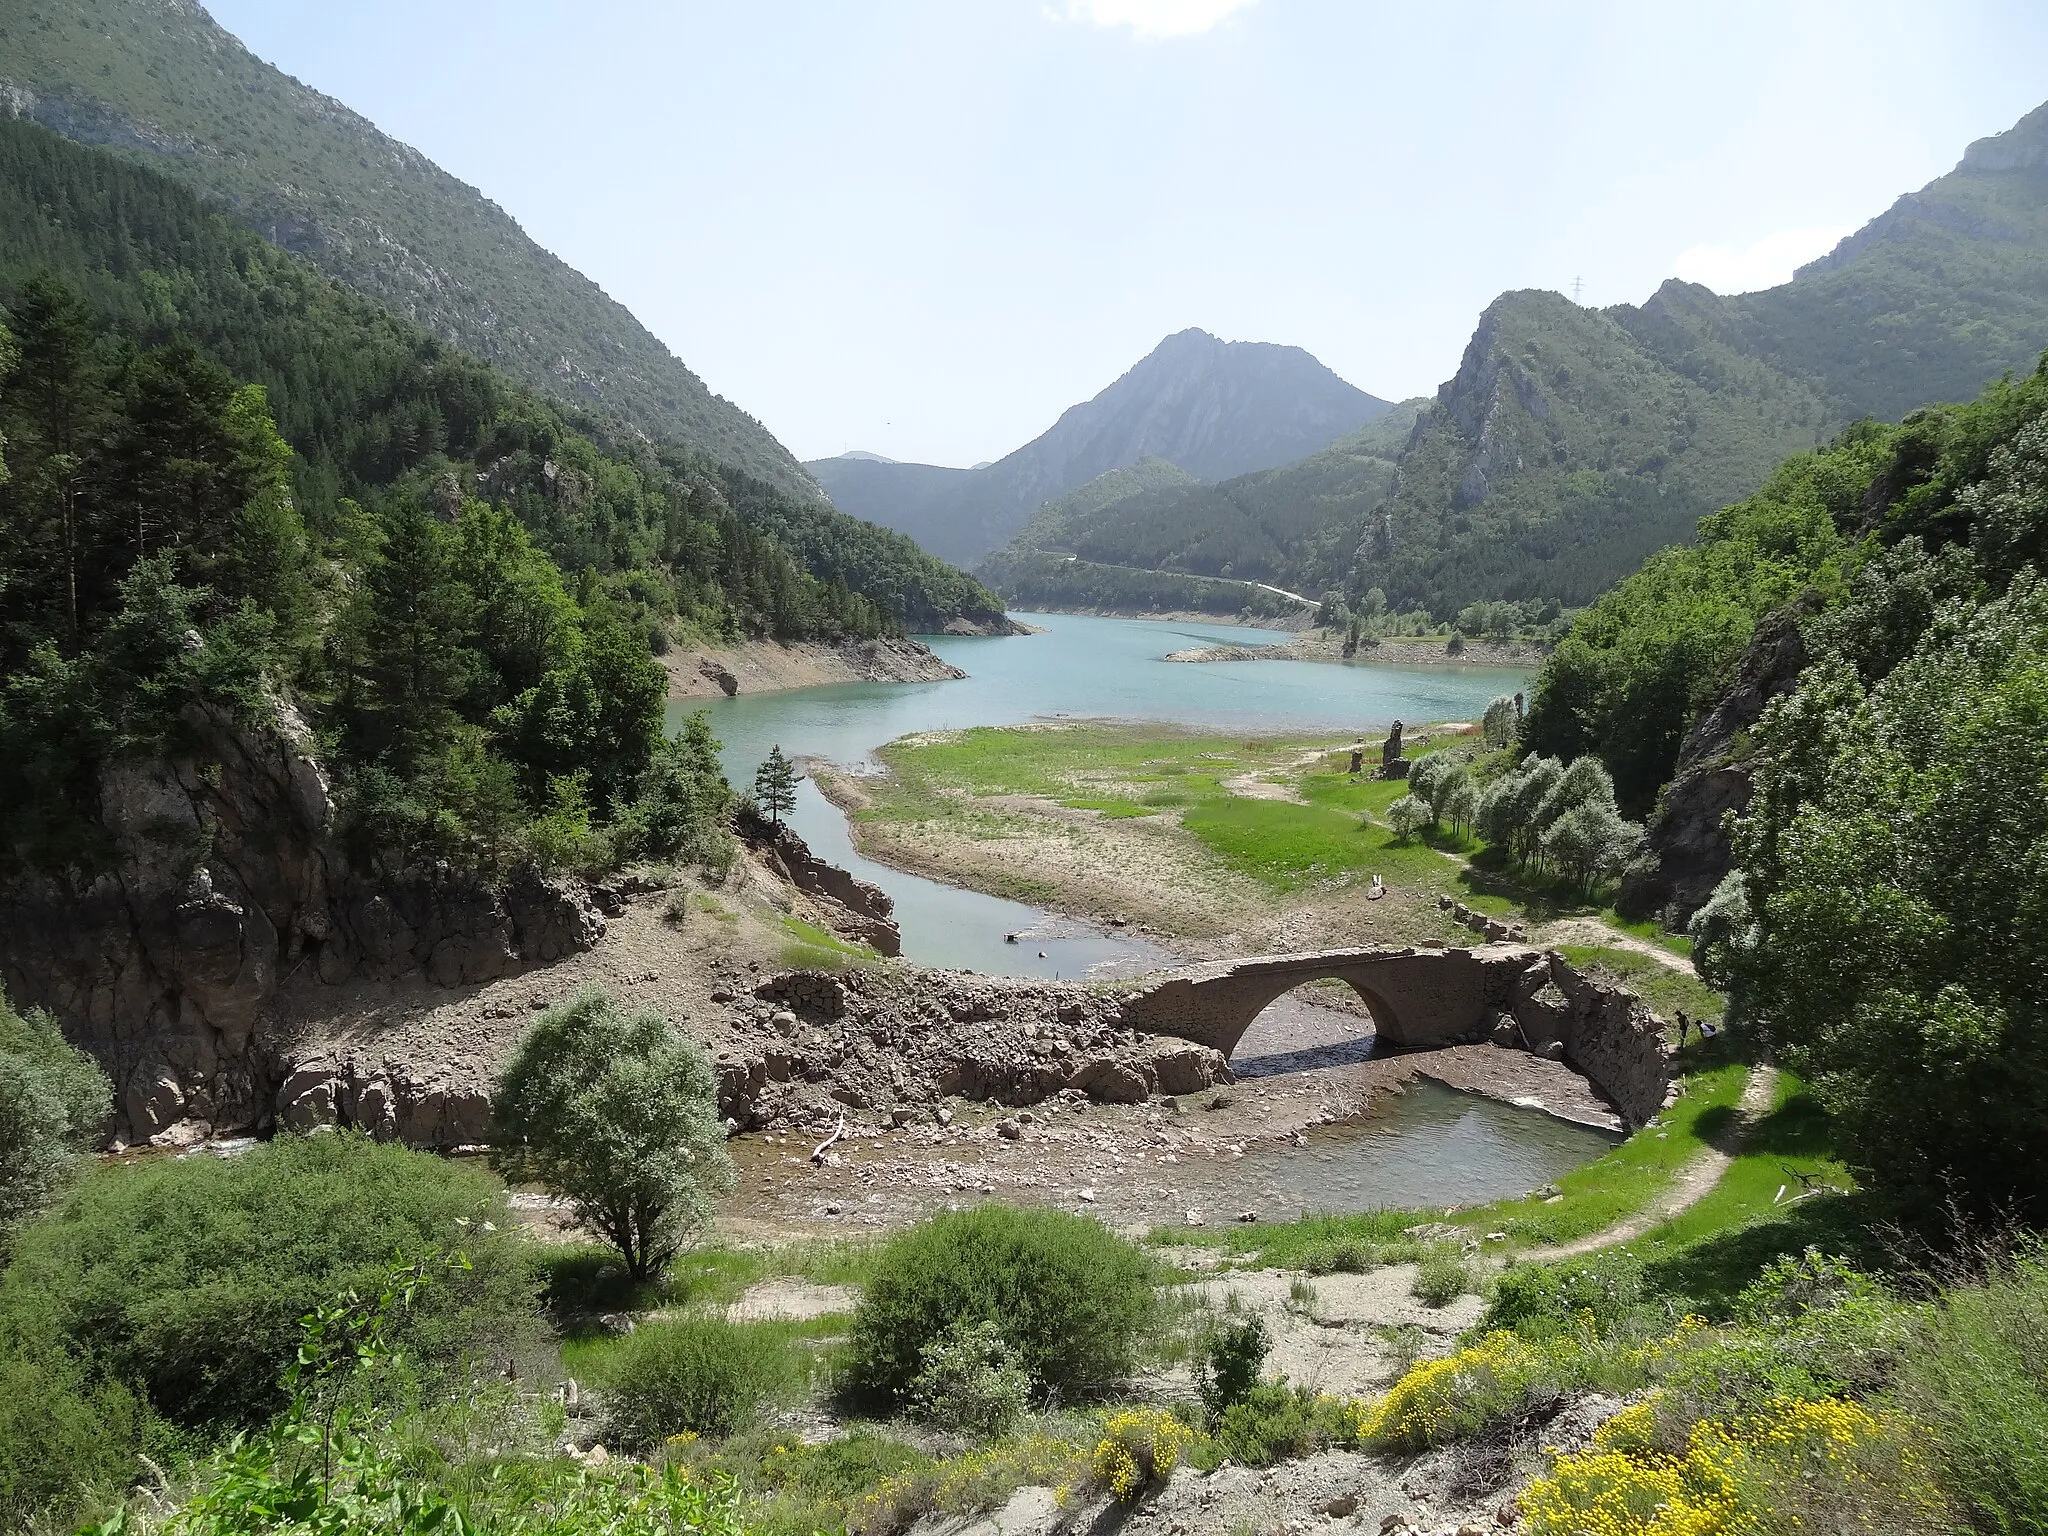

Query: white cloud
left=1054, top=0, right=1260, bottom=39
left=1671, top=224, right=1859, bottom=296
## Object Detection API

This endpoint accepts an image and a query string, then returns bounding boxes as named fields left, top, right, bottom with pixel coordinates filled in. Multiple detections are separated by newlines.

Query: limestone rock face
left=739, top=806, right=902, bottom=957
left=1620, top=604, right=1812, bottom=927
left=0, top=701, right=604, bottom=1146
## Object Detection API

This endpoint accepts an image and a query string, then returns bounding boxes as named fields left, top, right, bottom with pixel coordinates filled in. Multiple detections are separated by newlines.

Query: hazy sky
left=207, top=0, right=2048, bottom=468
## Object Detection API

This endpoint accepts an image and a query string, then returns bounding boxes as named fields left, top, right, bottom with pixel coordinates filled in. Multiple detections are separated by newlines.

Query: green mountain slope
left=0, top=115, right=1003, bottom=637
left=0, top=0, right=821, bottom=501
left=1360, top=99, right=2048, bottom=616
left=979, top=403, right=1422, bottom=613
left=1364, top=289, right=1835, bottom=614
left=985, top=456, right=1198, bottom=558
left=811, top=329, right=1390, bottom=567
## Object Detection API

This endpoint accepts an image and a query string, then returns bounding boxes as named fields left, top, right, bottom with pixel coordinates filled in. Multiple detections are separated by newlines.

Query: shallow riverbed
left=721, top=1071, right=1619, bottom=1236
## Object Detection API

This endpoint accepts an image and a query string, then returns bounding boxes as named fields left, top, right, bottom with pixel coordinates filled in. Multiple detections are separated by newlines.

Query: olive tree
left=1541, top=797, right=1643, bottom=892
left=1481, top=694, right=1520, bottom=750
left=1385, top=794, right=1431, bottom=840
left=493, top=990, right=734, bottom=1280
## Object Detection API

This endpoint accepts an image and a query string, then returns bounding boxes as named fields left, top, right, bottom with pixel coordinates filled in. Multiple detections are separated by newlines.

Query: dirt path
left=1520, top=1065, right=1778, bottom=1260
left=1220, top=744, right=1333, bottom=804
left=1537, top=915, right=1698, bottom=976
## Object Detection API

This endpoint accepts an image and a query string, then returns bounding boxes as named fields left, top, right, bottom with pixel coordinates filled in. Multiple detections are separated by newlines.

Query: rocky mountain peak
left=1963, top=98, right=2048, bottom=174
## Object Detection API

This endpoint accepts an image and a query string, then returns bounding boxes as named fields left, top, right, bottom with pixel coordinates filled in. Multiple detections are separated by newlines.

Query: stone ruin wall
left=723, top=967, right=1231, bottom=1132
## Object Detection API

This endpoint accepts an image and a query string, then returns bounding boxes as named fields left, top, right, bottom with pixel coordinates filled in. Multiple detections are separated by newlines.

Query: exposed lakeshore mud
left=1164, top=633, right=1544, bottom=669
left=661, top=635, right=967, bottom=699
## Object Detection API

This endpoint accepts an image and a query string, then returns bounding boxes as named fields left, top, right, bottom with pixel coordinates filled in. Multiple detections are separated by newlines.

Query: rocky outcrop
left=738, top=809, right=902, bottom=957
left=0, top=701, right=603, bottom=1147
left=1619, top=604, right=1813, bottom=927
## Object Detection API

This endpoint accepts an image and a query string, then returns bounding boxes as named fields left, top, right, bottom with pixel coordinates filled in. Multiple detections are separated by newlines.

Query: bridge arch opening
left=1226, top=973, right=1393, bottom=1078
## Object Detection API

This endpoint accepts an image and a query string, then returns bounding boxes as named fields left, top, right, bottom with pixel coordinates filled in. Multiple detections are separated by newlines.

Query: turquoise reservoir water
left=669, top=613, right=1529, bottom=978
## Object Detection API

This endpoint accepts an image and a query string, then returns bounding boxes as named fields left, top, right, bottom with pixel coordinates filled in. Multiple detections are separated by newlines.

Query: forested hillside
left=1360, top=99, right=2048, bottom=616
left=813, top=329, right=1389, bottom=567
left=0, top=0, right=821, bottom=500
left=1495, top=348, right=2048, bottom=1222
left=1523, top=351, right=2048, bottom=876
left=0, top=118, right=1001, bottom=638
left=0, top=117, right=999, bottom=877
left=978, top=405, right=1423, bottom=613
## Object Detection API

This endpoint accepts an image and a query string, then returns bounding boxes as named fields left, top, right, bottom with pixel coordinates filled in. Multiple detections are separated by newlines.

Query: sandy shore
left=1166, top=633, right=1544, bottom=669
left=662, top=635, right=967, bottom=699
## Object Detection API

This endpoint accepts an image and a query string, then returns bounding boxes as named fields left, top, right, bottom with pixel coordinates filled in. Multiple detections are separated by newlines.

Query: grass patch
left=1556, top=944, right=1725, bottom=1029
left=1149, top=1208, right=1423, bottom=1266
left=539, top=1239, right=874, bottom=1322
left=1058, top=797, right=1156, bottom=818
left=869, top=725, right=1483, bottom=900
left=1446, top=1059, right=1750, bottom=1248
left=778, top=915, right=879, bottom=972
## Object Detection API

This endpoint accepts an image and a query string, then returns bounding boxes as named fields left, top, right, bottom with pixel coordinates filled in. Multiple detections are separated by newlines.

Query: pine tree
left=351, top=499, right=475, bottom=771
left=752, top=745, right=799, bottom=829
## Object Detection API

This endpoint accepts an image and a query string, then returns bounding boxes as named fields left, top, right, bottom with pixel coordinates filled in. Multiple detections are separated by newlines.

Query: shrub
left=1359, top=1332, right=1583, bottom=1452
left=1213, top=1386, right=1364, bottom=1469
left=0, top=1131, right=532, bottom=1428
left=1520, top=1392, right=1950, bottom=1536
left=846, top=1205, right=1156, bottom=1406
left=1298, top=1237, right=1375, bottom=1275
left=0, top=988, right=110, bottom=1233
left=1482, top=1252, right=1647, bottom=1339
left=1892, top=1243, right=2048, bottom=1530
left=151, top=1375, right=749, bottom=1536
left=1412, top=1246, right=1475, bottom=1307
left=604, top=1317, right=801, bottom=1447
left=906, top=1320, right=1032, bottom=1442
left=494, top=988, right=735, bottom=1280
left=846, top=1434, right=1090, bottom=1536
left=1091, top=1407, right=1196, bottom=1498
left=746, top=1429, right=937, bottom=1503
left=1194, top=1313, right=1268, bottom=1418
left=0, top=1336, right=148, bottom=1533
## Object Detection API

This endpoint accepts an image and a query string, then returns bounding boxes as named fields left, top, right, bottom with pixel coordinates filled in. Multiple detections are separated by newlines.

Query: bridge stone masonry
left=1116, top=943, right=1674, bottom=1129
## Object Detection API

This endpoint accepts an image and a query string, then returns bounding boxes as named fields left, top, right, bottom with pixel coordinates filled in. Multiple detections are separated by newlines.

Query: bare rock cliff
left=1618, top=604, right=1813, bottom=927
left=0, top=702, right=604, bottom=1146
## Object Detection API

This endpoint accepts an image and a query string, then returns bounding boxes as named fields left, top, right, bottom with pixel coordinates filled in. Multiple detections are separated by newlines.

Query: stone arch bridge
left=1117, top=943, right=1673, bottom=1129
